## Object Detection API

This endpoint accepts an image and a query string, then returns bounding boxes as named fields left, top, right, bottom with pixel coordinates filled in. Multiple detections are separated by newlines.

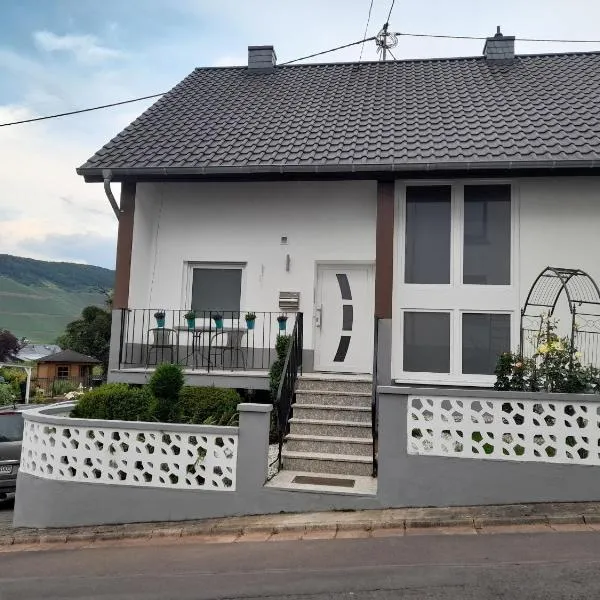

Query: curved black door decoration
left=334, top=274, right=353, bottom=362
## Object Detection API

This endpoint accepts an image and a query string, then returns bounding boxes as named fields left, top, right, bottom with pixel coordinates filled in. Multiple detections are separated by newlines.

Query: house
left=36, top=349, right=100, bottom=388
left=76, top=30, right=600, bottom=479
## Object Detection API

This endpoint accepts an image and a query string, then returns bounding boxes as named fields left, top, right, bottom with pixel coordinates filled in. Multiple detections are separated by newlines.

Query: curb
left=3, top=505, right=600, bottom=549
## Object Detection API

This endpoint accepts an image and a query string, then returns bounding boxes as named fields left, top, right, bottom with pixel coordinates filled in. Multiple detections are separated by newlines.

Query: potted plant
left=154, top=311, right=166, bottom=328
left=184, top=310, right=196, bottom=329
left=212, top=313, right=224, bottom=329
left=277, top=315, right=288, bottom=332
left=245, top=312, right=257, bottom=330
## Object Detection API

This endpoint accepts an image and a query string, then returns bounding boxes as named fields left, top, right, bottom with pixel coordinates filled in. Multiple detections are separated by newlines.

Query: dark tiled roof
left=37, top=350, right=100, bottom=364
left=78, top=53, right=600, bottom=179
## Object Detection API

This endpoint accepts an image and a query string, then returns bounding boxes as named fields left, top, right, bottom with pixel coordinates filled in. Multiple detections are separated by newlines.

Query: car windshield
left=0, top=413, right=24, bottom=442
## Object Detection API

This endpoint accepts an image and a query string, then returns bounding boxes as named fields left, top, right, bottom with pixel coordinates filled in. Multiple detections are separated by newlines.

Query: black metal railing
left=274, top=313, right=304, bottom=472
left=118, top=309, right=295, bottom=372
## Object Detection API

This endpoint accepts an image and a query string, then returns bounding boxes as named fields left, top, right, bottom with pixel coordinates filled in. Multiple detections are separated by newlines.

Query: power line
left=359, top=0, right=375, bottom=62
left=0, top=93, right=166, bottom=127
left=386, top=0, right=396, bottom=24
left=280, top=36, right=376, bottom=65
left=395, top=31, right=600, bottom=43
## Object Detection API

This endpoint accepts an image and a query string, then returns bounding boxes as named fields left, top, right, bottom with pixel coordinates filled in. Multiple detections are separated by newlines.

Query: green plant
left=269, top=334, right=291, bottom=400
left=149, top=364, right=185, bottom=422
left=0, top=384, right=15, bottom=406
left=51, top=379, right=79, bottom=397
left=277, top=315, right=288, bottom=322
left=183, top=310, right=196, bottom=320
left=177, top=386, right=241, bottom=425
left=212, top=313, right=223, bottom=320
left=245, top=312, right=256, bottom=321
left=154, top=311, right=165, bottom=319
left=494, top=315, right=600, bottom=394
left=71, top=384, right=154, bottom=421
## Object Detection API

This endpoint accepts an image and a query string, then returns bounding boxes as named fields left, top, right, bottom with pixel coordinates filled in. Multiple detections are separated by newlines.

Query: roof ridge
left=191, top=50, right=600, bottom=71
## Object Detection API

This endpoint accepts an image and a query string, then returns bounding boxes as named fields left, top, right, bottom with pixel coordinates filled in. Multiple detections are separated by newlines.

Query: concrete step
left=281, top=450, right=373, bottom=477
left=292, top=404, right=371, bottom=423
left=289, top=418, right=372, bottom=439
left=285, top=434, right=373, bottom=457
left=295, top=389, right=371, bottom=408
left=297, top=376, right=372, bottom=394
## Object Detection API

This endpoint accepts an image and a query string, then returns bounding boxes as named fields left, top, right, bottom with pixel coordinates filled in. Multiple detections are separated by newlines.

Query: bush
left=177, top=386, right=241, bottom=425
left=71, top=384, right=154, bottom=422
left=269, top=335, right=291, bottom=400
left=149, top=364, right=185, bottom=422
left=51, top=379, right=79, bottom=397
left=0, top=384, right=15, bottom=406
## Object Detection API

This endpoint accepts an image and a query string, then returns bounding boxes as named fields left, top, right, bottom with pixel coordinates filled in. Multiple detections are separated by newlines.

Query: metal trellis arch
left=520, top=267, right=600, bottom=367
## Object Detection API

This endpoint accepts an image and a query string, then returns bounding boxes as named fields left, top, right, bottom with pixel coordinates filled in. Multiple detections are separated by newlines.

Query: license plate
left=0, top=465, right=12, bottom=474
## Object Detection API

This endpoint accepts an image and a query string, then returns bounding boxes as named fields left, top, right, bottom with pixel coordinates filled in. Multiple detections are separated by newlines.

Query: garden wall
left=14, top=388, right=600, bottom=528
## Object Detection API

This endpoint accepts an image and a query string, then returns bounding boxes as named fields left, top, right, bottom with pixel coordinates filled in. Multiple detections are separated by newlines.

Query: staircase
left=281, top=375, right=374, bottom=477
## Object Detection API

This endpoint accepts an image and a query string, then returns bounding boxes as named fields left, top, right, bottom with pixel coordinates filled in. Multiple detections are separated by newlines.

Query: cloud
left=33, top=30, right=123, bottom=64
left=20, top=233, right=116, bottom=269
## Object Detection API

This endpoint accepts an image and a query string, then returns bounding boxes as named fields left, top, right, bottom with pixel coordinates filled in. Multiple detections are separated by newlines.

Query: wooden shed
left=36, top=349, right=100, bottom=385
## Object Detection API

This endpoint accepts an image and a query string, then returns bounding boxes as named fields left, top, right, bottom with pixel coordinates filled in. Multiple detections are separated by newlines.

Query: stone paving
left=3, top=501, right=600, bottom=551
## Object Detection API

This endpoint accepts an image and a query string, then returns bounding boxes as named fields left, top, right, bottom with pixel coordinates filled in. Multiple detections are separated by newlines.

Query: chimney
left=248, top=45, right=276, bottom=71
left=483, top=27, right=515, bottom=62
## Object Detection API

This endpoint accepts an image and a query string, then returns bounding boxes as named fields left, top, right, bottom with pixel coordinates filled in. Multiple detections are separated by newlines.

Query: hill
left=0, top=254, right=114, bottom=343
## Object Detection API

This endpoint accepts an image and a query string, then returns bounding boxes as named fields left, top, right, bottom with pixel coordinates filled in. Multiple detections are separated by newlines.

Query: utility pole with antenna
left=376, top=22, right=398, bottom=61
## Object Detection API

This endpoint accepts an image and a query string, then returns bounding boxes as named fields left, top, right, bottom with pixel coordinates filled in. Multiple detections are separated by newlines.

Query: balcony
left=114, top=310, right=299, bottom=386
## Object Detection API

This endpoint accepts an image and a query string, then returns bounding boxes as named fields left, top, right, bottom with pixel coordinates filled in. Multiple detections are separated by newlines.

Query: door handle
left=315, top=306, right=323, bottom=329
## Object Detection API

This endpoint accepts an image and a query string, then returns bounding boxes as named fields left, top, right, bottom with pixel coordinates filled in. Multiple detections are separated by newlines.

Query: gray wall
left=15, top=389, right=600, bottom=529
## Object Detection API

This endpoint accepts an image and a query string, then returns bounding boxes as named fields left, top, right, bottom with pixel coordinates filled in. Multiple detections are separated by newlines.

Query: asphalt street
left=1, top=529, right=600, bottom=599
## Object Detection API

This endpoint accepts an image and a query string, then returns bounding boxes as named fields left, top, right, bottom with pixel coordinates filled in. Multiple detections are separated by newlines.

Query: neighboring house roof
left=16, top=344, right=61, bottom=362
left=36, top=350, right=100, bottom=364
left=78, top=52, right=600, bottom=181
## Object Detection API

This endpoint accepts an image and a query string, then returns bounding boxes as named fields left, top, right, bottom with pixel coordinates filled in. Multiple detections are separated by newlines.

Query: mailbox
left=279, top=291, right=300, bottom=311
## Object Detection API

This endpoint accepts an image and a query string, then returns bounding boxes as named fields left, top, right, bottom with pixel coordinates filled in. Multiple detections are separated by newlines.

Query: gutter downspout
left=102, top=169, right=121, bottom=220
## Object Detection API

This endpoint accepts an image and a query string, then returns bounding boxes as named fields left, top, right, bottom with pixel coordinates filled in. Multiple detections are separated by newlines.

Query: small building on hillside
left=36, top=350, right=100, bottom=385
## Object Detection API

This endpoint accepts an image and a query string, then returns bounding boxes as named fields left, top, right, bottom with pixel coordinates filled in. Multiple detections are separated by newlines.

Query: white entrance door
left=314, top=263, right=375, bottom=373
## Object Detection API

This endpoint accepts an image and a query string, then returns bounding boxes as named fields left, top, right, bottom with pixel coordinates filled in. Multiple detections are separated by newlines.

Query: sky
left=1, top=0, right=599, bottom=270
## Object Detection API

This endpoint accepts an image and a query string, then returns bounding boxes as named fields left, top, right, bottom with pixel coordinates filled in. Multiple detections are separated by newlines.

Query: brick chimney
left=248, top=46, right=276, bottom=71
left=483, top=27, right=515, bottom=62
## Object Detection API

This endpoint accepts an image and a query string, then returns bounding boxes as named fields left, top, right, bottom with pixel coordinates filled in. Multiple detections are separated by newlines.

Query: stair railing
left=273, top=312, right=303, bottom=472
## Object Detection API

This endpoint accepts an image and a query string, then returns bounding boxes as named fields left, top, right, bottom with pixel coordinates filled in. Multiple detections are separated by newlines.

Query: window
left=462, top=313, right=511, bottom=375
left=403, top=312, right=450, bottom=373
left=463, top=185, right=511, bottom=285
left=57, top=366, right=69, bottom=379
left=396, top=182, right=517, bottom=384
left=191, top=267, right=242, bottom=315
left=405, top=186, right=451, bottom=284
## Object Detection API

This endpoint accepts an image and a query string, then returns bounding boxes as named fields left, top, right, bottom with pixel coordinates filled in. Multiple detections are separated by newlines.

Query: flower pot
left=246, top=319, right=256, bottom=330
left=155, top=316, right=165, bottom=328
left=186, top=317, right=196, bottom=329
left=277, top=318, right=288, bottom=332
left=213, top=317, right=224, bottom=329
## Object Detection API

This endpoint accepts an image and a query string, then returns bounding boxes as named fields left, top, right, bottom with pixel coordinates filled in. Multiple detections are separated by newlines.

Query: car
left=0, top=404, right=40, bottom=500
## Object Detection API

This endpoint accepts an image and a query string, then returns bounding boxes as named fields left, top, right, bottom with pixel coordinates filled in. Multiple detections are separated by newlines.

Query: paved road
left=2, top=530, right=600, bottom=599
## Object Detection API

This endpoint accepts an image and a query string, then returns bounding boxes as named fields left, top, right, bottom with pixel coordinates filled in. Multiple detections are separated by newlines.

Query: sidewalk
left=3, top=502, right=600, bottom=550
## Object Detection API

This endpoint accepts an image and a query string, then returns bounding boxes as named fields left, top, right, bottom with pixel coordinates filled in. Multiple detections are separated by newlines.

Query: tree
left=56, top=305, right=112, bottom=372
left=0, top=329, right=24, bottom=362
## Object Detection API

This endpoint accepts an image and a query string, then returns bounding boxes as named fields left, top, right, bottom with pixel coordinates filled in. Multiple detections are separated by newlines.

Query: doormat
left=292, top=475, right=355, bottom=488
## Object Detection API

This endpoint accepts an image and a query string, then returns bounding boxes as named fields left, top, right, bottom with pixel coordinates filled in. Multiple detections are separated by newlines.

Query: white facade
left=130, top=181, right=377, bottom=353
left=392, top=176, right=600, bottom=385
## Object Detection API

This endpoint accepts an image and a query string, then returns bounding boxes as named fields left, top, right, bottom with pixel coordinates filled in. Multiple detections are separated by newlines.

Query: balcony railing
left=117, top=309, right=297, bottom=372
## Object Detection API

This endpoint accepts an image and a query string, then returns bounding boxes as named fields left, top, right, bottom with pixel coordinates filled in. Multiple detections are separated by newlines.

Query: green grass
left=0, top=276, right=111, bottom=343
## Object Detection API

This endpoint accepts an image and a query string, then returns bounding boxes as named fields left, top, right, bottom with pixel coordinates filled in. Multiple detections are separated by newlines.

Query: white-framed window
left=182, top=262, right=246, bottom=316
left=393, top=181, right=519, bottom=386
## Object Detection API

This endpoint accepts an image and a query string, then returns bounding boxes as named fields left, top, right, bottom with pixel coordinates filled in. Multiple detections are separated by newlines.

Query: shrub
left=149, top=364, right=185, bottom=422
left=71, top=383, right=154, bottom=422
left=269, top=335, right=291, bottom=401
left=0, top=384, right=15, bottom=406
left=177, top=386, right=241, bottom=425
left=51, top=379, right=79, bottom=397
